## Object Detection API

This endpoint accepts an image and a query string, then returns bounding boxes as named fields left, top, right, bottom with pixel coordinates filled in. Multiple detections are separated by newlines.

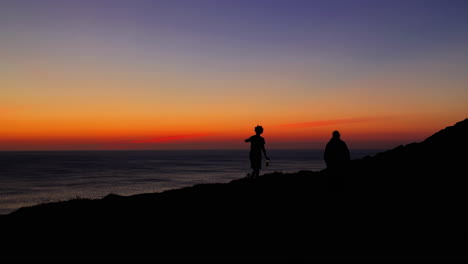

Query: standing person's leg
left=252, top=154, right=261, bottom=179
left=249, top=155, right=255, bottom=179
left=253, top=168, right=259, bottom=179
left=250, top=168, right=257, bottom=179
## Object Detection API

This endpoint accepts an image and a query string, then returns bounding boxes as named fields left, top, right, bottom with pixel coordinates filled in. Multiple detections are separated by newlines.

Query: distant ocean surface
left=0, top=149, right=382, bottom=215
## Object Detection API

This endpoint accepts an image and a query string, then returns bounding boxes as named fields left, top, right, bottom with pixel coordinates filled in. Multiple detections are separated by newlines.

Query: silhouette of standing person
left=245, top=125, right=269, bottom=179
left=324, top=131, right=350, bottom=191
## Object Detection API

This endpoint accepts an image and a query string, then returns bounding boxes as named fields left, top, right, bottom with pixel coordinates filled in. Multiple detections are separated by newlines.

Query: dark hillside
left=349, top=118, right=468, bottom=191
left=1, top=119, right=467, bottom=261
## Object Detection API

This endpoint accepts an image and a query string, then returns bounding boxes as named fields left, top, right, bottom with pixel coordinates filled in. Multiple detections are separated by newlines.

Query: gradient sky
left=1, top=0, right=468, bottom=150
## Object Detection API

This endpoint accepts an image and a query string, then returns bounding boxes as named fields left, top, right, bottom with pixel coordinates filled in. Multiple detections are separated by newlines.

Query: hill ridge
left=1, top=118, right=467, bottom=261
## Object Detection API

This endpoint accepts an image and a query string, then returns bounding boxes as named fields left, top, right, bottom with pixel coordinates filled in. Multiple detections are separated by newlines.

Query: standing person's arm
left=245, top=137, right=251, bottom=143
left=263, top=147, right=269, bottom=160
left=262, top=140, right=269, bottom=160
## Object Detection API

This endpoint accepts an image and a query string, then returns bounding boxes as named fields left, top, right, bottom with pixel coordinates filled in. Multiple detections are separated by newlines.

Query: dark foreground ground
left=1, top=119, right=468, bottom=262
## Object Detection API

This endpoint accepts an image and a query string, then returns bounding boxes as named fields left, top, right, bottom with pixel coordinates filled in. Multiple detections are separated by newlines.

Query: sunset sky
left=2, top=0, right=468, bottom=150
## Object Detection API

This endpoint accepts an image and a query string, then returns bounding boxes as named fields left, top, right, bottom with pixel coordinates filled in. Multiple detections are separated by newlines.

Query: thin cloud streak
left=277, top=117, right=384, bottom=128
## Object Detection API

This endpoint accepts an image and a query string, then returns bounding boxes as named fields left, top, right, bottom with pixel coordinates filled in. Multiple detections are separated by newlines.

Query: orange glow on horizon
left=132, top=133, right=213, bottom=144
left=1, top=114, right=458, bottom=151
left=276, top=117, right=386, bottom=128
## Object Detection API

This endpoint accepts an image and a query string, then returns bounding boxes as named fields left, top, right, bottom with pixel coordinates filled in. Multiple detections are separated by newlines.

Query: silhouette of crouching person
left=324, top=131, right=350, bottom=191
left=245, top=125, right=269, bottom=179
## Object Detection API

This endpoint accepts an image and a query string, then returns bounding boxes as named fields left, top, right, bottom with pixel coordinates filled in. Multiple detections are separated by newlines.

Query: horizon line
left=0, top=147, right=390, bottom=152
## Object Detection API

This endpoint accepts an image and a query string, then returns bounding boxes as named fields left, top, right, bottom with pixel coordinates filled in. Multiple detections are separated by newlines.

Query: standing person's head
left=332, top=130, right=340, bottom=139
left=255, top=125, right=264, bottom=135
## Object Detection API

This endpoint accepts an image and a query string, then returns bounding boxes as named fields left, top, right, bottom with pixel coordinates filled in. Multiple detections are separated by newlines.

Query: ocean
left=0, top=149, right=382, bottom=215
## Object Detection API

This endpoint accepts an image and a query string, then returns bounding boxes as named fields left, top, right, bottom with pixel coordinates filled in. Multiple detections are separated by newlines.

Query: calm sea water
left=0, top=149, right=381, bottom=215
